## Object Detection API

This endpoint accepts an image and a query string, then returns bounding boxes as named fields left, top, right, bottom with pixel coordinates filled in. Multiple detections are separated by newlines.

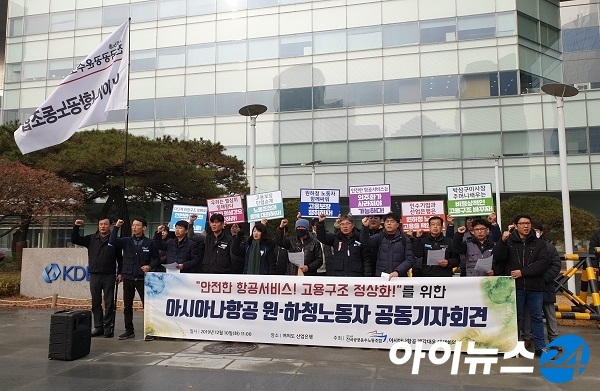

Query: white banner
left=14, top=20, right=129, bottom=154
left=144, top=274, right=518, bottom=351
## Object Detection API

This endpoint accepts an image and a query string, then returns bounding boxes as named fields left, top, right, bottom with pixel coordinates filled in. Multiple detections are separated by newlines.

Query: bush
left=0, top=272, right=20, bottom=297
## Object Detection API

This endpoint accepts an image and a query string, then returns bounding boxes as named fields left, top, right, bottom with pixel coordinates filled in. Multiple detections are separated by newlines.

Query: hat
left=295, top=219, right=310, bottom=230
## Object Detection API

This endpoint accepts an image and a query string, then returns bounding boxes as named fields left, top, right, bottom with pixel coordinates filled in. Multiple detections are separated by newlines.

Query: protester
left=276, top=218, right=323, bottom=276
left=412, top=216, right=458, bottom=277
left=153, top=221, right=201, bottom=273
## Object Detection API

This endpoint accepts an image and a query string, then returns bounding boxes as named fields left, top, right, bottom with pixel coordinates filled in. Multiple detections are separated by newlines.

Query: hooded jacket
left=360, top=227, right=414, bottom=277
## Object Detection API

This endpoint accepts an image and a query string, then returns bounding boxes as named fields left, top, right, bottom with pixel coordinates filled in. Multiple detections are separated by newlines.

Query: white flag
left=14, top=20, right=129, bottom=154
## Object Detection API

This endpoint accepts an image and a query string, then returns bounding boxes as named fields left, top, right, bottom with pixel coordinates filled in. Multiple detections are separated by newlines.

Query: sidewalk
left=0, top=308, right=597, bottom=391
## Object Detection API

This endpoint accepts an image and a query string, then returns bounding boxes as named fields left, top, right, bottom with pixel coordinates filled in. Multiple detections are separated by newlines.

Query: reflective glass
left=280, top=34, right=312, bottom=58
left=6, top=64, right=21, bottom=83
left=499, top=71, right=518, bottom=95
left=50, top=11, right=75, bottom=32
left=76, top=8, right=101, bottom=29
left=103, top=5, right=129, bottom=26
left=247, top=90, right=277, bottom=113
left=502, top=130, right=544, bottom=156
left=188, top=0, right=216, bottom=15
left=313, top=85, right=346, bottom=109
left=457, top=14, right=495, bottom=40
left=420, top=18, right=456, bottom=44
left=129, top=99, right=155, bottom=121
left=423, top=135, right=461, bottom=159
left=348, top=140, right=383, bottom=163
left=216, top=92, right=246, bottom=115
left=313, top=30, right=346, bottom=55
left=158, top=47, right=185, bottom=69
left=280, top=143, right=313, bottom=165
left=22, top=61, right=46, bottom=81
left=518, top=13, right=539, bottom=43
left=383, top=23, right=419, bottom=47
left=248, top=38, right=278, bottom=61
left=280, top=87, right=312, bottom=112
left=48, top=58, right=74, bottom=79
left=590, top=127, right=600, bottom=153
left=421, top=75, right=459, bottom=101
left=132, top=1, right=157, bottom=22
left=218, top=0, right=246, bottom=12
left=520, top=71, right=541, bottom=94
left=384, top=79, right=421, bottom=104
left=384, top=138, right=422, bottom=161
left=497, top=12, right=517, bottom=37
left=217, top=41, right=246, bottom=63
left=186, top=95, right=215, bottom=117
left=347, top=27, right=382, bottom=51
left=248, top=0, right=278, bottom=9
left=131, top=50, right=157, bottom=72
left=159, top=0, right=186, bottom=19
left=24, top=14, right=49, bottom=35
left=459, top=73, right=498, bottom=99
left=462, top=133, right=501, bottom=158
left=187, top=44, right=216, bottom=66
left=8, top=17, right=23, bottom=36
left=315, top=141, right=347, bottom=163
left=347, top=81, right=382, bottom=107
left=156, top=97, right=185, bottom=119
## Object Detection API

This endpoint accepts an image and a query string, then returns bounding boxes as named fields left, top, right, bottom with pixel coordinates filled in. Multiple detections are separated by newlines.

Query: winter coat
left=71, top=225, right=122, bottom=275
left=360, top=227, right=414, bottom=277
left=243, top=238, right=277, bottom=275
left=109, top=227, right=160, bottom=280
left=452, top=232, right=495, bottom=277
left=412, top=233, right=459, bottom=277
left=275, top=227, right=323, bottom=276
left=316, top=223, right=371, bottom=277
left=153, top=233, right=201, bottom=273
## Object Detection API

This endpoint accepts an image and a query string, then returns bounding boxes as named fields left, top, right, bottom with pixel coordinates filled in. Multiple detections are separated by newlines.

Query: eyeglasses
left=516, top=222, right=531, bottom=226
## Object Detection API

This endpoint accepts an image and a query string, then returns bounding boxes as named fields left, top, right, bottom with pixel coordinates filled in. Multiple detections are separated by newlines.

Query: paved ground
left=0, top=308, right=597, bottom=391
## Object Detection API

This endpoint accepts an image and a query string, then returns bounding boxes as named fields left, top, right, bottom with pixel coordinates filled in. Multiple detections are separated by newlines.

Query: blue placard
left=169, top=204, right=208, bottom=233
left=299, top=188, right=340, bottom=218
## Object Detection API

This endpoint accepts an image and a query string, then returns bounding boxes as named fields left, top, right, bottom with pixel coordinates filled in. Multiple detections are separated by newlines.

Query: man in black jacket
left=412, top=216, right=458, bottom=277
left=71, top=218, right=122, bottom=338
left=316, top=213, right=371, bottom=277
left=109, top=218, right=160, bottom=340
left=276, top=218, right=323, bottom=276
left=192, top=213, right=244, bottom=274
left=153, top=221, right=201, bottom=273
left=492, top=214, right=550, bottom=357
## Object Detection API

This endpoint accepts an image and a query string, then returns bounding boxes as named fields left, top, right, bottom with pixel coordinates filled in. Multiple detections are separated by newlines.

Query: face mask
left=535, top=231, right=541, bottom=238
left=296, top=228, right=307, bottom=237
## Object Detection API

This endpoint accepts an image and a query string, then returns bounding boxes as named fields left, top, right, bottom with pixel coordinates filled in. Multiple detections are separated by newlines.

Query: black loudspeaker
left=48, top=310, right=92, bottom=361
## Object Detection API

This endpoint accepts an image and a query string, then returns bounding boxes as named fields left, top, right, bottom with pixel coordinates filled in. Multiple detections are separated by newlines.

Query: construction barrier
left=554, top=252, right=600, bottom=321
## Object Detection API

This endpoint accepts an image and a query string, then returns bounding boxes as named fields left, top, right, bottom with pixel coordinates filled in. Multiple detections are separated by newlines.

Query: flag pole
left=122, top=18, right=131, bottom=195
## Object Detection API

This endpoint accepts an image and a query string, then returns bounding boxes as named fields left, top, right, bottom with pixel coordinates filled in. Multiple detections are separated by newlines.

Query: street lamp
left=303, top=160, right=322, bottom=188
left=541, top=83, right=579, bottom=292
left=239, top=104, right=267, bottom=195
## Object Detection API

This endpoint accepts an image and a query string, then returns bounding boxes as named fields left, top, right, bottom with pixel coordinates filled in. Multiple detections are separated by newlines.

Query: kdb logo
left=42, top=264, right=61, bottom=283
left=42, top=263, right=90, bottom=283
left=540, top=335, right=589, bottom=383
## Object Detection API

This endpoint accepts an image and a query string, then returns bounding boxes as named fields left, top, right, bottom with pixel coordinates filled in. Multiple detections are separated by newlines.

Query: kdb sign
left=42, top=263, right=90, bottom=283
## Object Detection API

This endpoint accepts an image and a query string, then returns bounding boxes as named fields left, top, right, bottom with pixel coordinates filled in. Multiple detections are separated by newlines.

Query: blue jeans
left=516, top=289, right=545, bottom=350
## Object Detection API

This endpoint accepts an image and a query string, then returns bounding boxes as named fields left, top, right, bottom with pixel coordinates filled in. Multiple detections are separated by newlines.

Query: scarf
left=247, top=240, right=261, bottom=275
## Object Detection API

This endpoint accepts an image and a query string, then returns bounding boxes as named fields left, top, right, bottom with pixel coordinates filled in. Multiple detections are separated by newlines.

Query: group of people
left=72, top=210, right=563, bottom=354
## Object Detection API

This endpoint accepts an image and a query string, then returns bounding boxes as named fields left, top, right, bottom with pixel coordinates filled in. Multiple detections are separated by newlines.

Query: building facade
left=3, top=0, right=600, bottom=220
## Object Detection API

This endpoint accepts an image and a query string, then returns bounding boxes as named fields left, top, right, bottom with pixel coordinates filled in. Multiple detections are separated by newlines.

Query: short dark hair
left=132, top=217, right=147, bottom=227
left=210, top=213, right=224, bottom=223
left=383, top=212, right=400, bottom=223
left=531, top=220, right=544, bottom=232
left=98, top=217, right=112, bottom=224
left=512, top=214, right=532, bottom=225
left=175, top=220, right=189, bottom=229
left=428, top=216, right=443, bottom=225
left=472, top=218, right=491, bottom=230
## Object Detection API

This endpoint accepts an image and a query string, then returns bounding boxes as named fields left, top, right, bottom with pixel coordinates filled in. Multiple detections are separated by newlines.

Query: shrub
left=0, top=272, right=20, bottom=297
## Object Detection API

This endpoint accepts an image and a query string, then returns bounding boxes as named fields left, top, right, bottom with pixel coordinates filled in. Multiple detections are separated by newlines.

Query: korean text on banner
left=14, top=20, right=129, bottom=155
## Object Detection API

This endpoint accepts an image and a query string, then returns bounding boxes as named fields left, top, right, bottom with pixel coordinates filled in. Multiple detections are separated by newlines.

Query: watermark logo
left=540, top=335, right=589, bottom=384
left=42, top=263, right=61, bottom=283
left=367, top=330, right=387, bottom=343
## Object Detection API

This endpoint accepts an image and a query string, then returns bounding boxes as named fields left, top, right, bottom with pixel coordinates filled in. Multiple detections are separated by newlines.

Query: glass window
left=280, top=143, right=312, bottom=165
left=156, top=97, right=185, bottom=119
left=132, top=1, right=157, bottom=22
left=518, top=13, right=539, bottom=43
left=520, top=71, right=540, bottom=94
left=218, top=0, right=246, bottom=12
left=4, top=110, right=18, bottom=123
left=313, top=30, right=346, bottom=55
left=103, top=5, right=129, bottom=26
left=347, top=81, right=382, bottom=107
left=76, top=8, right=101, bottom=29
left=347, top=27, right=382, bottom=51
left=216, top=92, right=246, bottom=116
left=540, top=22, right=560, bottom=51
left=348, top=140, right=383, bottom=163
left=544, top=129, right=559, bottom=155
left=499, top=71, right=518, bottom=96
left=8, top=17, right=23, bottom=37
left=248, top=37, right=278, bottom=61
left=6, top=64, right=21, bottom=83
left=280, top=87, right=312, bottom=112
left=256, top=145, right=279, bottom=168
left=384, top=79, right=421, bottom=104
left=459, top=73, right=498, bottom=99
left=384, top=138, right=422, bottom=161
left=131, top=50, right=157, bottom=72
left=462, top=133, right=501, bottom=158
left=22, top=61, right=47, bottom=81
left=420, top=18, right=456, bottom=44
left=313, top=84, right=346, bottom=109
left=187, top=44, right=215, bottom=66
left=315, top=141, right=347, bottom=163
left=280, top=34, right=312, bottom=58
left=186, top=95, right=215, bottom=118
left=159, top=0, right=186, bottom=19
left=50, top=11, right=75, bottom=32
left=591, top=127, right=600, bottom=153
left=188, top=0, right=216, bottom=15
left=383, top=22, right=419, bottom=47
left=562, top=27, right=600, bottom=53
left=248, top=0, right=278, bottom=9
left=24, top=14, right=49, bottom=35
left=48, top=59, right=73, bottom=79
left=566, top=128, right=588, bottom=154
left=157, top=47, right=185, bottom=69
left=217, top=41, right=246, bottom=63
left=421, top=75, right=459, bottom=101
left=457, top=14, right=495, bottom=40
left=129, top=99, right=155, bottom=121
left=497, top=12, right=516, bottom=37
left=247, top=90, right=277, bottom=113
left=423, top=135, right=461, bottom=159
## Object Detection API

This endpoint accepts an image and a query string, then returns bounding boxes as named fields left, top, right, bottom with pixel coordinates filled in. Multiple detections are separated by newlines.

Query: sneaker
left=144, top=335, right=155, bottom=341
left=91, top=328, right=104, bottom=337
left=104, top=331, right=114, bottom=338
left=118, top=331, right=135, bottom=340
left=534, top=348, right=556, bottom=359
